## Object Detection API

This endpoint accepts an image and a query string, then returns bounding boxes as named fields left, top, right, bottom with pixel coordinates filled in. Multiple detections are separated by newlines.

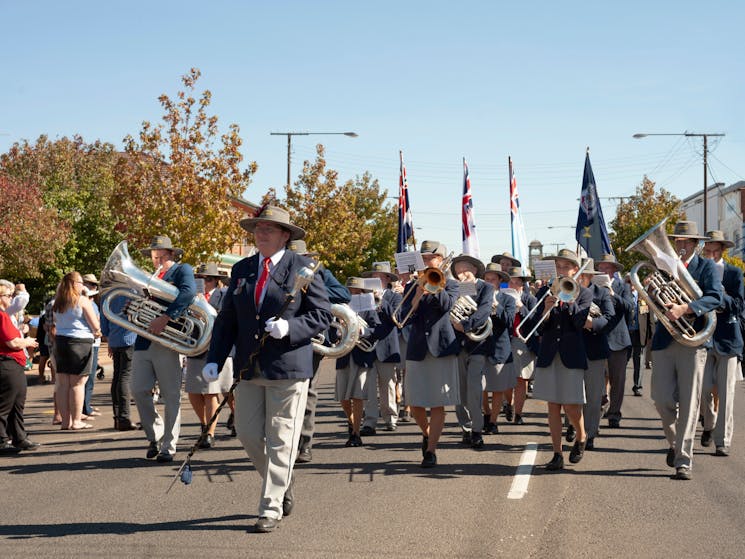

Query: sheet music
left=349, top=293, right=376, bottom=312
left=394, top=251, right=425, bottom=273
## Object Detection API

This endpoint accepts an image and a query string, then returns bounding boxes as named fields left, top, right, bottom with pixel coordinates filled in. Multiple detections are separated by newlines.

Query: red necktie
left=204, top=290, right=211, bottom=303
left=255, top=258, right=271, bottom=307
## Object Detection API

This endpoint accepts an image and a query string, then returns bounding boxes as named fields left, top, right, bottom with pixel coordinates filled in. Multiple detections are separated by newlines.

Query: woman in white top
left=52, top=272, right=101, bottom=430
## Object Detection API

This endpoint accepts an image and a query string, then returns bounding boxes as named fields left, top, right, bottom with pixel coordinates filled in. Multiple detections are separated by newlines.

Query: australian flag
left=462, top=158, right=480, bottom=257
left=397, top=150, right=415, bottom=252
left=575, top=150, right=613, bottom=258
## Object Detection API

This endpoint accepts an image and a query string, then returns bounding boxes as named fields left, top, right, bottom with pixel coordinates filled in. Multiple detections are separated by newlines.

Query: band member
left=185, top=263, right=232, bottom=449
left=394, top=266, right=413, bottom=423
left=452, top=255, right=495, bottom=449
left=649, top=221, right=722, bottom=480
left=596, top=254, right=634, bottom=428
left=699, top=230, right=743, bottom=456
left=504, top=266, right=538, bottom=425
left=522, top=249, right=592, bottom=470
left=335, top=277, right=380, bottom=446
left=491, top=252, right=521, bottom=273
left=576, top=262, right=614, bottom=450
left=401, top=240, right=460, bottom=468
left=203, top=205, right=331, bottom=533
left=132, top=236, right=196, bottom=463
left=480, top=264, right=517, bottom=436
left=626, top=275, right=647, bottom=397
left=288, top=239, right=350, bottom=464
left=360, top=262, right=402, bottom=434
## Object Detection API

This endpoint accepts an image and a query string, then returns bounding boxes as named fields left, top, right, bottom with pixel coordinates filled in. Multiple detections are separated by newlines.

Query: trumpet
left=391, top=252, right=453, bottom=328
left=516, top=259, right=591, bottom=343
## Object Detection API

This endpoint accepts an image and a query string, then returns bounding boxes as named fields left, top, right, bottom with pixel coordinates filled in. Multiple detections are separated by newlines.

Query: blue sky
left=2, top=1, right=743, bottom=261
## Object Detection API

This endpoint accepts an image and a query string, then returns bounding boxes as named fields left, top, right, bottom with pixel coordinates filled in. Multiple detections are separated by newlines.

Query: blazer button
left=255, top=315, right=260, bottom=320
left=254, top=334, right=259, bottom=340
left=425, top=331, right=430, bottom=336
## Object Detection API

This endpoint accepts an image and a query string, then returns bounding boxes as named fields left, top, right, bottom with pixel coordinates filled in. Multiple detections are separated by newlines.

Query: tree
left=0, top=173, right=69, bottom=280
left=0, top=135, right=123, bottom=293
left=609, top=176, right=683, bottom=272
left=280, top=144, right=396, bottom=281
left=113, top=68, right=255, bottom=264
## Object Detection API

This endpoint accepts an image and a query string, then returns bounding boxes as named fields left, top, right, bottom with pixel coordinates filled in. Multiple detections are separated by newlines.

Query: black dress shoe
left=345, top=434, right=363, bottom=447
left=14, top=439, right=41, bottom=451
left=632, top=386, right=642, bottom=397
left=504, top=404, right=514, bottom=423
left=461, top=431, right=472, bottom=445
left=226, top=412, right=235, bottom=430
left=700, top=430, right=713, bottom=447
left=0, top=441, right=21, bottom=454
left=471, top=432, right=484, bottom=449
left=585, top=437, right=595, bottom=451
left=156, top=452, right=174, bottom=463
left=514, top=414, right=524, bottom=425
left=666, top=447, right=675, bottom=468
left=296, top=447, right=312, bottom=463
left=608, top=418, right=620, bottom=429
left=255, top=517, right=280, bottom=533
left=146, top=441, right=159, bottom=459
left=673, top=466, right=692, bottom=480
left=360, top=425, right=376, bottom=436
left=715, top=446, right=730, bottom=456
left=199, top=434, right=215, bottom=449
left=545, top=453, right=564, bottom=470
left=116, top=418, right=139, bottom=431
left=283, top=477, right=295, bottom=516
left=421, top=436, right=429, bottom=457
left=565, top=425, right=576, bottom=443
left=569, top=440, right=586, bottom=464
left=421, top=450, right=437, bottom=468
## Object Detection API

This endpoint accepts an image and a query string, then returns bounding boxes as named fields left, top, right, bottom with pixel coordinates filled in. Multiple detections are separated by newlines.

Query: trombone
left=516, top=259, right=591, bottom=343
left=391, top=252, right=453, bottom=328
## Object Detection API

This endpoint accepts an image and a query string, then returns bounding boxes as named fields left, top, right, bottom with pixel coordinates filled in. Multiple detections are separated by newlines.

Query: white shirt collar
left=259, top=249, right=285, bottom=269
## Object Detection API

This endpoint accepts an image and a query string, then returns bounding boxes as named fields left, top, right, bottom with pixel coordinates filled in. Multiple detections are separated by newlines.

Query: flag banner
left=462, top=158, right=480, bottom=257
left=575, top=150, right=613, bottom=258
left=509, top=157, right=530, bottom=273
left=397, top=150, right=415, bottom=253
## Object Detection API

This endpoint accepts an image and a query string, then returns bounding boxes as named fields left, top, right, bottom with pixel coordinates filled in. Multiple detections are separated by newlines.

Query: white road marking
left=507, top=442, right=538, bottom=499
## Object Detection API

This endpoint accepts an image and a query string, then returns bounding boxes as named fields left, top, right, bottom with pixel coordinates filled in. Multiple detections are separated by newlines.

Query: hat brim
left=705, top=239, right=735, bottom=248
left=596, top=261, right=624, bottom=272
left=240, top=217, right=306, bottom=241
left=484, top=270, right=510, bottom=283
left=491, top=255, right=521, bottom=267
left=361, top=270, right=398, bottom=282
left=140, top=247, right=184, bottom=259
left=451, top=255, right=486, bottom=279
left=669, top=233, right=708, bottom=240
left=543, top=255, right=581, bottom=267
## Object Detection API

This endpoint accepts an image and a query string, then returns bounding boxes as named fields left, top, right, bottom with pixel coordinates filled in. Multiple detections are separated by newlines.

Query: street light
left=633, top=131, right=725, bottom=231
left=270, top=131, right=358, bottom=189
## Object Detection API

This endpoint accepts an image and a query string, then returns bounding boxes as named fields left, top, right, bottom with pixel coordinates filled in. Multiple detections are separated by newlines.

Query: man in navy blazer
left=699, top=231, right=744, bottom=456
left=649, top=221, right=723, bottom=480
left=131, top=236, right=196, bottom=463
left=203, top=206, right=331, bottom=533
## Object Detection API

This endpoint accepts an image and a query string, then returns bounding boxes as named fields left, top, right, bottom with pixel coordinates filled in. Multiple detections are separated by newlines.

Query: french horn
left=99, top=241, right=217, bottom=357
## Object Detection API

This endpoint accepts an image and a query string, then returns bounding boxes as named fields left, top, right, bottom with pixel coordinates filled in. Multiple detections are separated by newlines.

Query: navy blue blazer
left=605, top=278, right=633, bottom=351
left=458, top=280, right=496, bottom=353
left=135, top=262, right=196, bottom=351
left=320, top=267, right=351, bottom=305
left=651, top=255, right=723, bottom=351
left=583, top=284, right=614, bottom=361
left=402, top=278, right=460, bottom=360
left=336, top=308, right=380, bottom=368
left=526, top=285, right=593, bottom=370
left=375, top=289, right=403, bottom=363
left=479, top=290, right=517, bottom=363
left=207, top=251, right=332, bottom=380
left=711, top=262, right=744, bottom=356
left=513, top=290, right=541, bottom=355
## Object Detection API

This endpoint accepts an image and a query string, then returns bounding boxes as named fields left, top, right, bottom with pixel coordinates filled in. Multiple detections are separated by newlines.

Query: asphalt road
left=2, top=357, right=745, bottom=558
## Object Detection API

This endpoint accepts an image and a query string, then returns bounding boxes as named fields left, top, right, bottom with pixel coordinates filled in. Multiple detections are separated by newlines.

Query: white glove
left=265, top=318, right=290, bottom=339
left=202, top=362, right=219, bottom=382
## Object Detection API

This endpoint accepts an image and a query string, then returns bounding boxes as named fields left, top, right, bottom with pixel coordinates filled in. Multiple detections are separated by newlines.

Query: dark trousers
left=0, top=357, right=28, bottom=443
left=630, top=329, right=643, bottom=388
left=299, top=353, right=324, bottom=451
left=110, top=346, right=134, bottom=420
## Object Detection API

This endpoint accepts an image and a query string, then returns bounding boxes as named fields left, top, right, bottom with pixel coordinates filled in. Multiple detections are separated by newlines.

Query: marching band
left=87, top=206, right=744, bottom=532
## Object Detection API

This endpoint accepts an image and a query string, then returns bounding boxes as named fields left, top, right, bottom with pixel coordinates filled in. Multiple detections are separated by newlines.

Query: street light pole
left=270, top=131, right=358, bottom=189
left=633, top=131, right=725, bottom=231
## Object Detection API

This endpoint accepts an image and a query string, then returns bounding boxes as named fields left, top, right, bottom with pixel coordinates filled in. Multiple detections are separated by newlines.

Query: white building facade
left=680, top=180, right=745, bottom=258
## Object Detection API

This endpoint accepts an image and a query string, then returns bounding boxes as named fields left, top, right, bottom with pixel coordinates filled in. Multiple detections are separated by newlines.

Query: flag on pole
left=575, top=149, right=613, bottom=258
left=397, top=150, right=415, bottom=253
left=461, top=158, right=480, bottom=257
left=509, top=157, right=529, bottom=272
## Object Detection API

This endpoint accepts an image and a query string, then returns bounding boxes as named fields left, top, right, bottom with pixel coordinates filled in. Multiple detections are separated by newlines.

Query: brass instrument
left=627, top=218, right=716, bottom=347
left=450, top=294, right=493, bottom=342
left=391, top=252, right=453, bottom=328
left=311, top=303, right=361, bottom=358
left=355, top=316, right=378, bottom=352
left=589, top=302, right=602, bottom=318
left=516, top=259, right=590, bottom=343
left=100, top=241, right=217, bottom=357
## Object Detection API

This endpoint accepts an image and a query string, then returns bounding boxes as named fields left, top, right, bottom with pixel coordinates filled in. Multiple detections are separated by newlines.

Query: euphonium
left=312, top=303, right=360, bottom=358
left=450, top=295, right=493, bottom=341
left=99, top=241, right=217, bottom=357
left=626, top=217, right=716, bottom=347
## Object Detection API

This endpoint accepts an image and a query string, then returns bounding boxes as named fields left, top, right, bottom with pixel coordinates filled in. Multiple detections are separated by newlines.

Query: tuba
left=311, top=303, right=361, bottom=358
left=626, top=217, right=716, bottom=347
left=450, top=295, right=493, bottom=341
left=100, top=241, right=217, bottom=357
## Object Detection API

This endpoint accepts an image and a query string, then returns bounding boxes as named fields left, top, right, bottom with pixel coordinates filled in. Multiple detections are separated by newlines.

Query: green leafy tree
left=0, top=135, right=122, bottom=294
left=609, top=176, right=683, bottom=272
left=113, top=68, right=255, bottom=264
left=0, top=173, right=69, bottom=281
left=279, top=145, right=396, bottom=281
